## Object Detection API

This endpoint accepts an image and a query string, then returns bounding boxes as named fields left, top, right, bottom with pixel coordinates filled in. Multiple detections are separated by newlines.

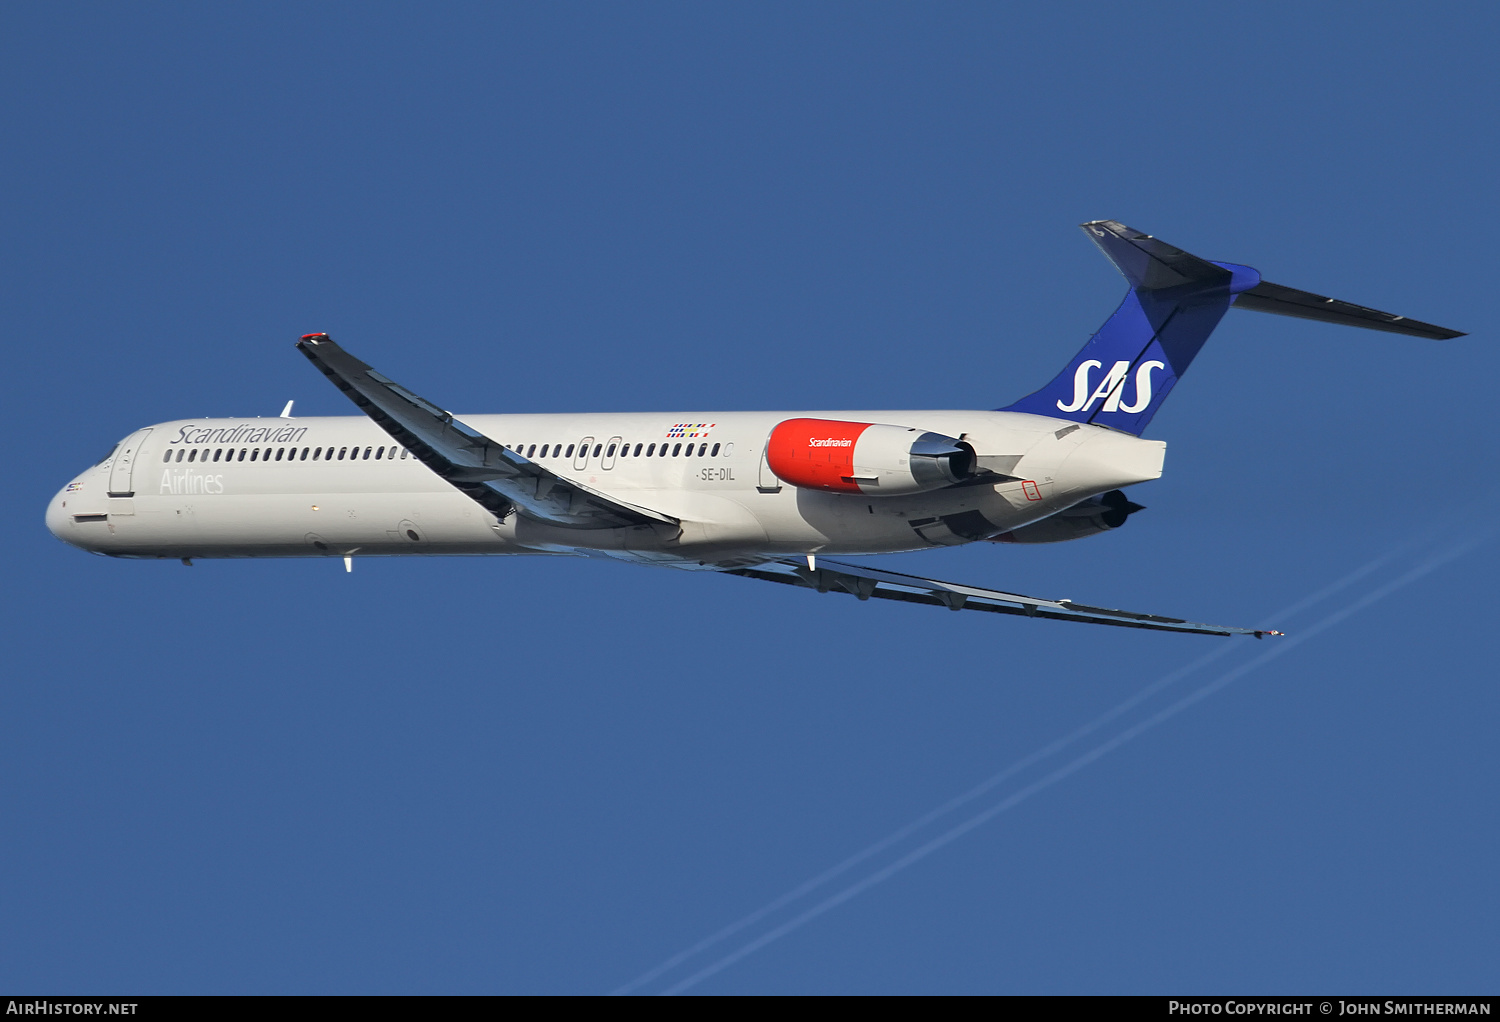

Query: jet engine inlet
left=765, top=418, right=976, bottom=495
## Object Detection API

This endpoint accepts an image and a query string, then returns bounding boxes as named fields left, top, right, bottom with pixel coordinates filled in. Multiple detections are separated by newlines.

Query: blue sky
left=3, top=1, right=1496, bottom=994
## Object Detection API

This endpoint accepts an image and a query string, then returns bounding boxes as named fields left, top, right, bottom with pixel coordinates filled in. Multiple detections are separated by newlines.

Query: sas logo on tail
left=1057, top=359, right=1167, bottom=414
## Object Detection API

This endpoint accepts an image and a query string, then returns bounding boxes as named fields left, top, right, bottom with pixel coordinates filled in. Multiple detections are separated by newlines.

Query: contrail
left=612, top=525, right=1462, bottom=996
left=657, top=535, right=1489, bottom=994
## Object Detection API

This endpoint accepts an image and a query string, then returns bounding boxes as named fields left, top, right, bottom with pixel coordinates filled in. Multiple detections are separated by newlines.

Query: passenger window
left=250, top=449, right=259, bottom=461
left=593, top=444, right=602, bottom=457
left=647, top=443, right=656, bottom=457
left=565, top=444, right=575, bottom=458
left=188, top=449, right=198, bottom=462
left=162, top=450, right=172, bottom=463
left=400, top=448, right=408, bottom=459
left=364, top=447, right=373, bottom=460
left=238, top=449, right=247, bottom=462
left=213, top=449, right=223, bottom=462
left=711, top=443, right=721, bottom=457
left=527, top=444, right=537, bottom=457
left=374, top=447, right=384, bottom=460
left=300, top=447, right=309, bottom=461
left=539, top=444, right=549, bottom=458
left=633, top=443, right=643, bottom=457
left=275, top=448, right=284, bottom=461
left=606, top=443, right=617, bottom=458
left=313, top=447, right=322, bottom=461
left=338, top=447, right=347, bottom=460
left=672, top=443, right=681, bottom=457
left=700, top=443, right=709, bottom=457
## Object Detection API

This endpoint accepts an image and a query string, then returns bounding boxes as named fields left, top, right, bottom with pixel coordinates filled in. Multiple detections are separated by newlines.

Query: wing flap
left=725, top=557, right=1278, bottom=638
left=296, top=333, right=676, bottom=529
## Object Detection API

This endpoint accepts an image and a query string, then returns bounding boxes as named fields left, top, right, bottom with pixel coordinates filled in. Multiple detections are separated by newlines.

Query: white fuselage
left=47, top=410, right=1165, bottom=567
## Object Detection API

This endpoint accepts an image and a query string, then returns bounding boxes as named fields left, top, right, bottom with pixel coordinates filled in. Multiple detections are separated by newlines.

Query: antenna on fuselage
left=280, top=400, right=295, bottom=418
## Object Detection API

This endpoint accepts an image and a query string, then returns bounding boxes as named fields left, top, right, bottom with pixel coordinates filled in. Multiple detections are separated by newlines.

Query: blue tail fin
left=1002, top=221, right=1260, bottom=434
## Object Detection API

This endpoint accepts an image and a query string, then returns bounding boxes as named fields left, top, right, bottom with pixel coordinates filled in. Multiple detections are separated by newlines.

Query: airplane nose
left=46, top=480, right=105, bottom=552
left=46, top=487, right=76, bottom=544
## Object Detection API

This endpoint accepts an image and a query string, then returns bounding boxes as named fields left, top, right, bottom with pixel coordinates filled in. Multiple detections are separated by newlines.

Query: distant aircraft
left=47, top=221, right=1463, bottom=637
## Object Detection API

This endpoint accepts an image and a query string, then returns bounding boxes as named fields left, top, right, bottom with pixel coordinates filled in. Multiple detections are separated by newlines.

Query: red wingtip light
left=300, top=332, right=330, bottom=342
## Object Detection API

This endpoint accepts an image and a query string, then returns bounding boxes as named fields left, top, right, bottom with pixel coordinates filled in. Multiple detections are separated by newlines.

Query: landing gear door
left=108, top=428, right=153, bottom=497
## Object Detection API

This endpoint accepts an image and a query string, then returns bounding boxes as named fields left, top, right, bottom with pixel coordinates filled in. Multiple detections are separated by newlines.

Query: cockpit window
left=96, top=445, right=120, bottom=466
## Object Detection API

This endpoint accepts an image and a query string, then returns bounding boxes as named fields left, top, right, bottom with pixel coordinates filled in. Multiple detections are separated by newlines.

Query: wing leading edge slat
left=725, top=557, right=1279, bottom=638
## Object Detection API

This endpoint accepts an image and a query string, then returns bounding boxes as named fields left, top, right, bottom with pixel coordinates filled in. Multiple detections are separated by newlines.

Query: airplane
left=45, top=221, right=1464, bottom=638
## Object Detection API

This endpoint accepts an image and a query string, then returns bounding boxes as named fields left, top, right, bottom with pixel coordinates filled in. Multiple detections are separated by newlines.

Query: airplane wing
left=296, top=333, right=677, bottom=530
left=724, top=557, right=1280, bottom=637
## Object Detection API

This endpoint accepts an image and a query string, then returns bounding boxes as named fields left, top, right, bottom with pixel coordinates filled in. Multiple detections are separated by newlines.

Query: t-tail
left=1002, top=220, right=1465, bottom=434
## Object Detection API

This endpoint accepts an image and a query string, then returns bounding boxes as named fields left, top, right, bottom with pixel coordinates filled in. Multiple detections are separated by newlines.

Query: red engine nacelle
left=765, top=418, right=976, bottom=495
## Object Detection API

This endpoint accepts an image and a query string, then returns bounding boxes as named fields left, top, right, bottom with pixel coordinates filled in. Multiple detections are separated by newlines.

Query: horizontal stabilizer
left=1081, top=220, right=1253, bottom=292
left=1232, top=280, right=1465, bottom=340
